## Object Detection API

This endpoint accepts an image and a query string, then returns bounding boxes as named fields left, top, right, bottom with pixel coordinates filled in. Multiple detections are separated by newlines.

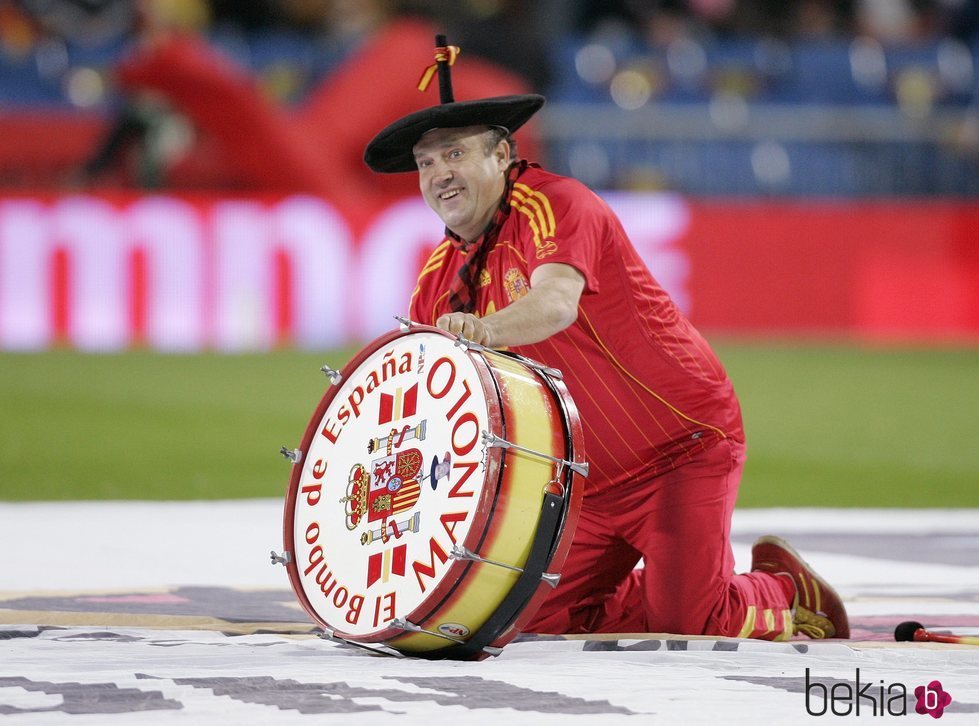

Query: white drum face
left=291, top=332, right=492, bottom=637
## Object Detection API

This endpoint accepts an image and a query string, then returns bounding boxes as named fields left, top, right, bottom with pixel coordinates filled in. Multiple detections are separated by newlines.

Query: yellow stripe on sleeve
left=511, top=187, right=550, bottom=239
left=514, top=182, right=556, bottom=236
left=509, top=199, right=543, bottom=248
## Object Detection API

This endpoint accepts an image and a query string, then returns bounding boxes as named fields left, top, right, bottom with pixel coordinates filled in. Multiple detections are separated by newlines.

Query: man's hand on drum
left=436, top=312, right=493, bottom=347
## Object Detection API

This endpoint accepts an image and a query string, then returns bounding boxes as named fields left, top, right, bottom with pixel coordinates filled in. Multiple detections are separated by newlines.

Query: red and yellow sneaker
left=751, top=535, right=850, bottom=639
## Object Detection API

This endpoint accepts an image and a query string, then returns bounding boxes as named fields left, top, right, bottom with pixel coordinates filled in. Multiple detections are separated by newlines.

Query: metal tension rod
left=481, top=432, right=589, bottom=477
left=483, top=347, right=564, bottom=379
left=390, top=618, right=466, bottom=644
left=449, top=544, right=523, bottom=573
left=450, top=545, right=562, bottom=588
left=319, top=627, right=406, bottom=658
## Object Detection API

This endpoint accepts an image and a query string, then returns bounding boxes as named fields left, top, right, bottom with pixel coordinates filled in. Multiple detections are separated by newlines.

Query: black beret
left=364, top=94, right=545, bottom=173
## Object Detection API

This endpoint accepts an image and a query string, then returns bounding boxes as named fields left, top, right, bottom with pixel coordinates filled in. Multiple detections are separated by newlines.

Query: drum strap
left=418, top=488, right=568, bottom=661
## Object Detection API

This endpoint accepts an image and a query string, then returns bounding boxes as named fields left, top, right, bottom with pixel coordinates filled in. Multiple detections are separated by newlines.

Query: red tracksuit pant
left=524, top=438, right=797, bottom=639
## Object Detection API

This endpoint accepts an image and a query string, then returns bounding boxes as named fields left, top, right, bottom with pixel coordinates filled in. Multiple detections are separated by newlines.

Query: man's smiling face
left=413, top=126, right=510, bottom=242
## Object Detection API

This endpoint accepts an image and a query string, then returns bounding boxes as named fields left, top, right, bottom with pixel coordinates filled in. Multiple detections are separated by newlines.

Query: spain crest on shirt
left=504, top=267, right=531, bottom=303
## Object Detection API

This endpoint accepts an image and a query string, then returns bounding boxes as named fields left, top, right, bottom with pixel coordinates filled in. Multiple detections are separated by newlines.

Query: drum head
left=284, top=328, right=502, bottom=642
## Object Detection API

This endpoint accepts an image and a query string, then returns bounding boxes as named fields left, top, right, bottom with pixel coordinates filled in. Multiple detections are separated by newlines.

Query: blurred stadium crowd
left=0, top=0, right=977, bottom=195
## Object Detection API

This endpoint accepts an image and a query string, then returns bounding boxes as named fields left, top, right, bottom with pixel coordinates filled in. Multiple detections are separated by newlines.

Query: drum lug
left=541, top=572, right=561, bottom=588
left=393, top=315, right=415, bottom=332
left=481, top=432, right=589, bottom=478
left=279, top=446, right=303, bottom=464
left=450, top=544, right=523, bottom=573
left=391, top=618, right=467, bottom=644
left=452, top=333, right=487, bottom=352
left=320, top=364, right=343, bottom=385
left=269, top=550, right=291, bottom=566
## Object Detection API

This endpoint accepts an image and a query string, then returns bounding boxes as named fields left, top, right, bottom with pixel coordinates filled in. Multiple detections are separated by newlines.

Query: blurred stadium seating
left=545, top=32, right=979, bottom=195
left=0, top=0, right=976, bottom=196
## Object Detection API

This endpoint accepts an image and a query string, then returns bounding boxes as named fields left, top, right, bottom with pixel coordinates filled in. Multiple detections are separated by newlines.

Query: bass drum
left=281, top=323, right=585, bottom=660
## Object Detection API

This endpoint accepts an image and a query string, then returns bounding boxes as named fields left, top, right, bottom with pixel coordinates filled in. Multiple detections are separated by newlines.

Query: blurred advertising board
left=0, top=193, right=975, bottom=351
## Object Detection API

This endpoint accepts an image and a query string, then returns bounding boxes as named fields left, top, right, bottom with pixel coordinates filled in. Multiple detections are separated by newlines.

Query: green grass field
left=1, top=341, right=976, bottom=506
